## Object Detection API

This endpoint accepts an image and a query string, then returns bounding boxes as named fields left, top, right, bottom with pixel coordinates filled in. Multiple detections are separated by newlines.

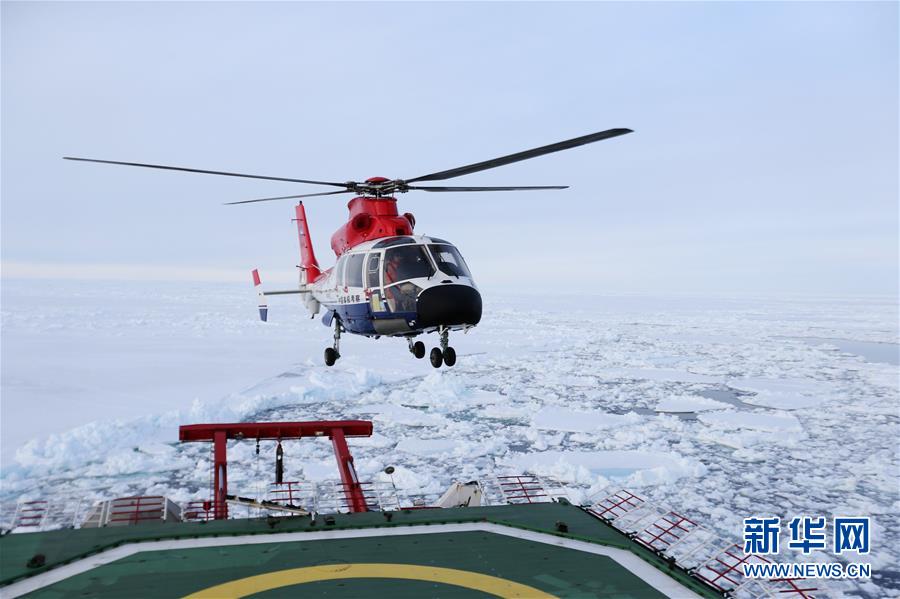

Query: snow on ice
left=1, top=280, right=898, bottom=596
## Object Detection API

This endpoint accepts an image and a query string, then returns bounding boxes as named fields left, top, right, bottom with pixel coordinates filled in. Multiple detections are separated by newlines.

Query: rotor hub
left=350, top=177, right=408, bottom=198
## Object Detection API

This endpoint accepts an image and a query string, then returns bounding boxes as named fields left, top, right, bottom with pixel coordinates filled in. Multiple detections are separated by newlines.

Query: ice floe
left=531, top=407, right=642, bottom=432
left=655, top=394, right=731, bottom=413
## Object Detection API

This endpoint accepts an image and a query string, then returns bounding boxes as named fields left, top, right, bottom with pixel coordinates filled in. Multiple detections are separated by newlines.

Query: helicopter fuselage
left=314, top=233, right=482, bottom=338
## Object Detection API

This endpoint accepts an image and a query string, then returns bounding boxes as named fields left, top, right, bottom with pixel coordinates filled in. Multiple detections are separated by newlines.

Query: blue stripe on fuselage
left=335, top=302, right=377, bottom=335
left=333, top=301, right=419, bottom=336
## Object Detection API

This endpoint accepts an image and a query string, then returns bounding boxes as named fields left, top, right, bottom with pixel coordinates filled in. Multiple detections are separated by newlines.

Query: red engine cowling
left=330, top=197, right=414, bottom=256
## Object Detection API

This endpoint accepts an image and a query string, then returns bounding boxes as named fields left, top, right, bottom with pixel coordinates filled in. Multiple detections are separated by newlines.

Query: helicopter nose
left=416, top=285, right=482, bottom=328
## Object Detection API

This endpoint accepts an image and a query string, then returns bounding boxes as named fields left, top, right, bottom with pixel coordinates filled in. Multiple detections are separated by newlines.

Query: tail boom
left=250, top=269, right=318, bottom=321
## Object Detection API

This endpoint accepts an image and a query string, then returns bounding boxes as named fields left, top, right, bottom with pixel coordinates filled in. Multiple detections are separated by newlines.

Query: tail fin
left=294, top=202, right=321, bottom=284
left=252, top=269, right=268, bottom=322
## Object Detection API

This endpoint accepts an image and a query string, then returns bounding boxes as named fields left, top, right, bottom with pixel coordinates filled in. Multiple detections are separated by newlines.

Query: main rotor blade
left=63, top=157, right=348, bottom=188
left=224, top=189, right=353, bottom=205
left=406, top=128, right=633, bottom=183
left=407, top=185, right=568, bottom=192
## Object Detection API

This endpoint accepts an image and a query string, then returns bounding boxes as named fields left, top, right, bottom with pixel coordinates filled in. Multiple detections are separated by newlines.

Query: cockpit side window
left=383, top=245, right=435, bottom=284
left=335, top=254, right=348, bottom=286
left=345, top=253, right=365, bottom=288
left=428, top=244, right=471, bottom=278
left=365, top=253, right=381, bottom=289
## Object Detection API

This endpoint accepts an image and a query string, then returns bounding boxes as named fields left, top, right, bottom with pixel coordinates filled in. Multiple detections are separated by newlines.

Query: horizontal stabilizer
left=262, top=289, right=307, bottom=296
left=252, top=269, right=311, bottom=321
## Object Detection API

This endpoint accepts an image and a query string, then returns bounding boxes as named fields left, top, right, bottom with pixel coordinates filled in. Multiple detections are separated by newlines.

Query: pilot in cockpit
left=385, top=253, right=403, bottom=285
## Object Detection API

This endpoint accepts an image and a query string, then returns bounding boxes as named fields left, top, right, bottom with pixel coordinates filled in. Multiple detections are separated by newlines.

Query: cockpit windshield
left=428, top=244, right=471, bottom=278
left=383, top=245, right=435, bottom=284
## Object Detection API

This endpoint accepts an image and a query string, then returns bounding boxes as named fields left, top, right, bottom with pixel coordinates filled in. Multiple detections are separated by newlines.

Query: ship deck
left=1, top=502, right=720, bottom=598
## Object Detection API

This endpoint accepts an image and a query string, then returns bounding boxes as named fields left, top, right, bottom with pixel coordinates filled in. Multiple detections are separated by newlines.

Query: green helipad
left=1, top=503, right=719, bottom=598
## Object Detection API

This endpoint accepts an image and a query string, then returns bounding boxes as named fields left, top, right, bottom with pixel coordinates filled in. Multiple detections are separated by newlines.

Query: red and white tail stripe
left=252, top=269, right=268, bottom=322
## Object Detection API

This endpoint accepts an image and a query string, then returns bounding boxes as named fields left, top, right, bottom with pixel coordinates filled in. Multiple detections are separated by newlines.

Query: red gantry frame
left=179, top=420, right=373, bottom=519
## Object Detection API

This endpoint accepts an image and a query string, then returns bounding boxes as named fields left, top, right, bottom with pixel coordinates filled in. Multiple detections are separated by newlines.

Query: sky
left=2, top=1, right=897, bottom=295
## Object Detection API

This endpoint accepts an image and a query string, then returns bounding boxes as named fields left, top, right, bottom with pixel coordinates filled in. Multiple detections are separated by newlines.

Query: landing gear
left=439, top=327, right=456, bottom=367
left=429, top=347, right=443, bottom=368
left=325, top=318, right=341, bottom=367
left=428, top=327, right=457, bottom=368
left=443, top=346, right=457, bottom=367
left=324, top=347, right=338, bottom=366
left=408, top=339, right=426, bottom=359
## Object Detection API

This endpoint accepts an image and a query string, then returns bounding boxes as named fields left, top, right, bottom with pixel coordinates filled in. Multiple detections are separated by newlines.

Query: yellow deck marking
left=184, top=562, right=556, bottom=598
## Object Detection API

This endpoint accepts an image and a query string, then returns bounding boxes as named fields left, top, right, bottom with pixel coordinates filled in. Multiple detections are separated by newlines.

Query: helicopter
left=64, top=128, right=632, bottom=368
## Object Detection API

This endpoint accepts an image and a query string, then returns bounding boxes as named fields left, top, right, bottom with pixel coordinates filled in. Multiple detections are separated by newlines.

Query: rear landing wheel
left=443, top=346, right=457, bottom=367
left=429, top=347, right=443, bottom=368
left=413, top=341, right=426, bottom=359
left=324, top=347, right=339, bottom=367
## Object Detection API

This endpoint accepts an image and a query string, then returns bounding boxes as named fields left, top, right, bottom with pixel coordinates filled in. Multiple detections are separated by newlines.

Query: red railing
left=107, top=496, right=167, bottom=524
left=331, top=482, right=379, bottom=511
left=182, top=500, right=215, bottom=522
left=695, top=546, right=819, bottom=596
left=635, top=511, right=699, bottom=552
left=13, top=500, right=48, bottom=528
left=586, top=489, right=820, bottom=597
left=588, top=489, right=644, bottom=520
left=769, top=577, right=819, bottom=598
left=268, top=481, right=309, bottom=507
left=694, top=543, right=769, bottom=592
left=495, top=475, right=549, bottom=504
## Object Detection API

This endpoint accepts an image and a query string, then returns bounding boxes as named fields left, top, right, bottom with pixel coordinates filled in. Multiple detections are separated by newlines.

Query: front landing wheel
left=429, top=347, right=443, bottom=368
left=324, top=347, right=339, bottom=367
left=443, top=346, right=457, bottom=367
left=413, top=341, right=426, bottom=359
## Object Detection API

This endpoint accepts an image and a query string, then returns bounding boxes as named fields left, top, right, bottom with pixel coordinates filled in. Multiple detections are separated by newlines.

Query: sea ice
left=1, top=280, right=897, bottom=597
left=698, top=410, right=804, bottom=432
left=728, top=376, right=832, bottom=409
left=531, top=407, right=642, bottom=432
left=655, top=394, right=731, bottom=413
